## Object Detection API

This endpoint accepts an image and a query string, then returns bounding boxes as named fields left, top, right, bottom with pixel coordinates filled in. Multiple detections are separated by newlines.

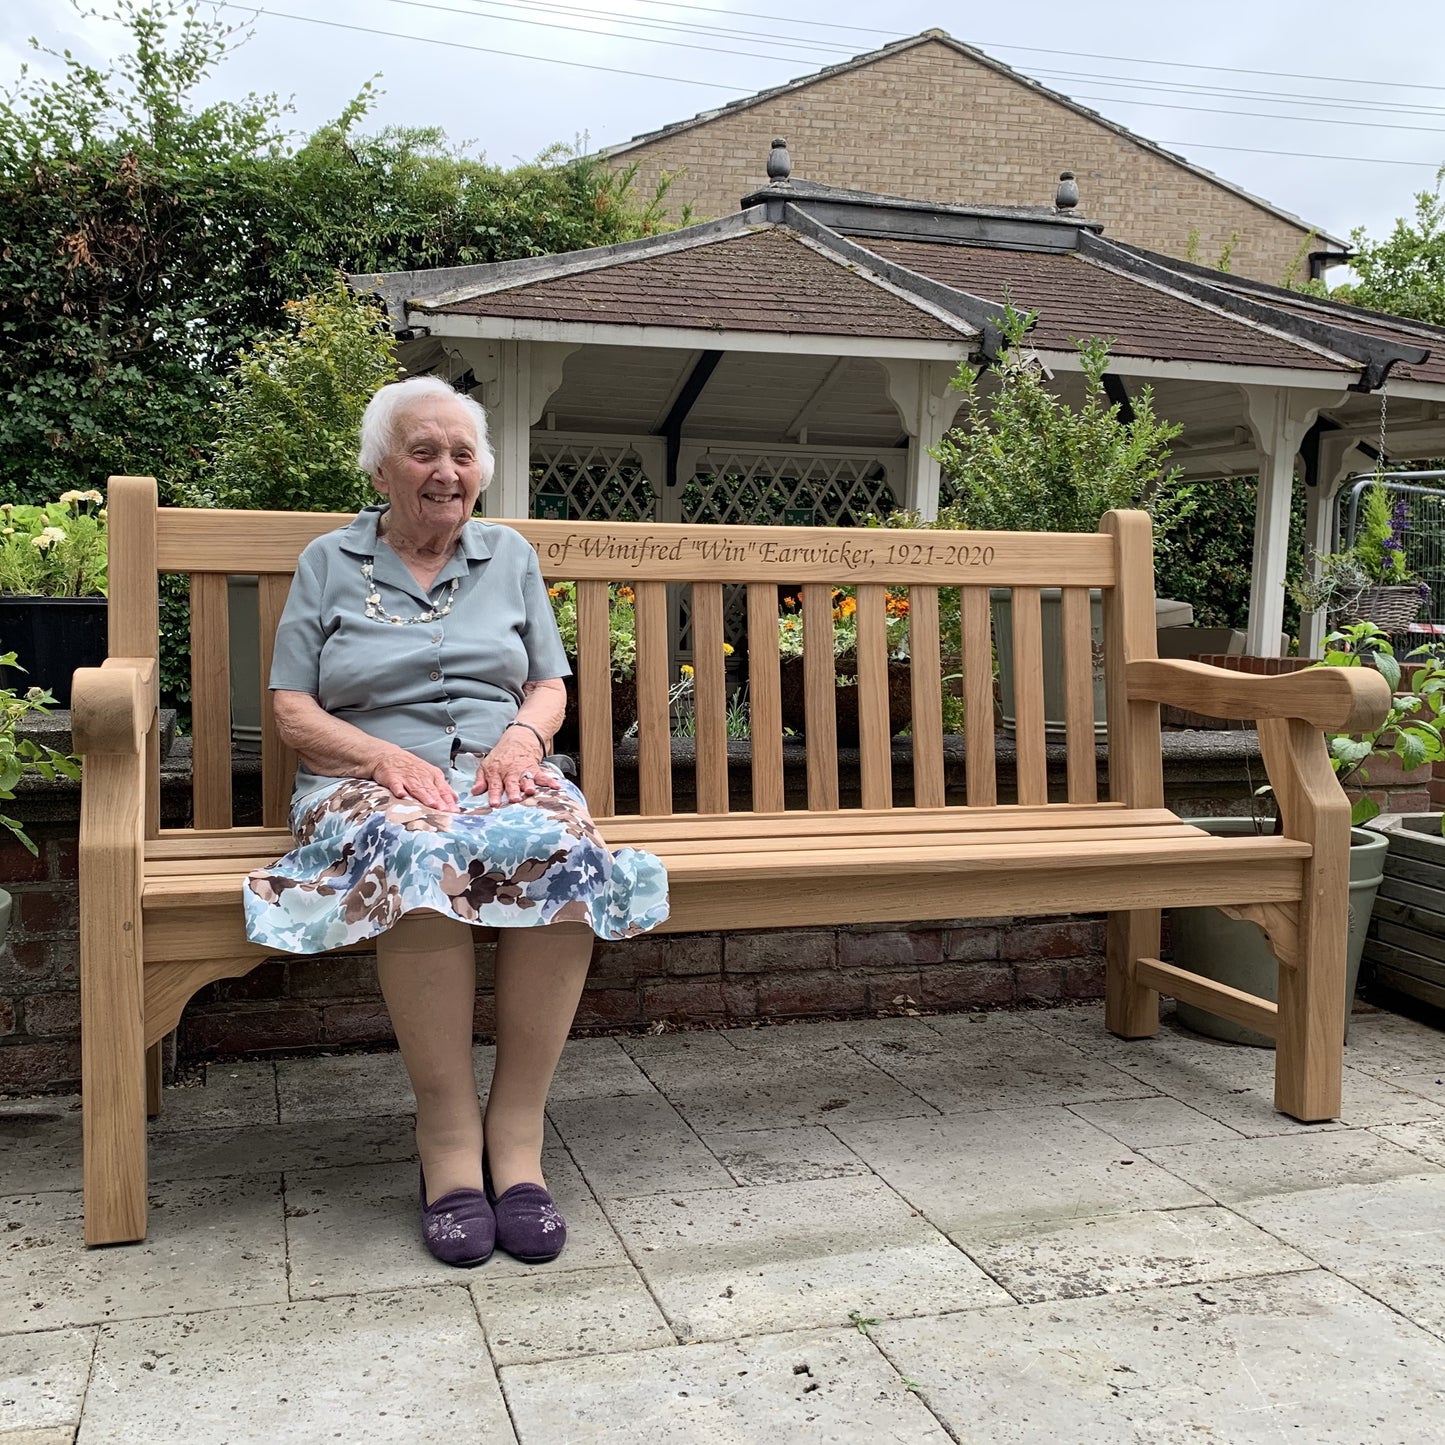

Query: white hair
left=357, top=375, right=495, bottom=490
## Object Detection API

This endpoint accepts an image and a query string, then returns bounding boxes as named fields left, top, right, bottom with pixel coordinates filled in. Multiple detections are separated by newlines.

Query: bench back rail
left=106, top=476, right=1163, bottom=834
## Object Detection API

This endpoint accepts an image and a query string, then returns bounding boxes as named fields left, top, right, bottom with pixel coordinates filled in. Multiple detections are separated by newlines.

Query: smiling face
left=372, top=397, right=484, bottom=544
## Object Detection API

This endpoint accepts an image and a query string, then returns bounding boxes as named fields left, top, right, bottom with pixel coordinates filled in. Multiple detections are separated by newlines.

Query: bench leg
left=145, top=1041, right=163, bottom=1119
left=1274, top=892, right=1345, bottom=1123
left=81, top=919, right=149, bottom=1246
left=1105, top=908, right=1161, bottom=1039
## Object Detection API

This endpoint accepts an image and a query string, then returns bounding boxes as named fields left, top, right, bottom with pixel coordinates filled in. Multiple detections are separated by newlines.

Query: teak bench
left=74, top=476, right=1391, bottom=1245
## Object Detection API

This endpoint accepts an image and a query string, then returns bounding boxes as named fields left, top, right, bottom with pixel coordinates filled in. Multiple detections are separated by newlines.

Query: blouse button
left=430, top=671, right=441, bottom=681
left=445, top=725, right=456, bottom=734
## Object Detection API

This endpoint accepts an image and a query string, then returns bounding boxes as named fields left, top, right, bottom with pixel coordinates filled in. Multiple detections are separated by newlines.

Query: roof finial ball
left=767, top=137, right=792, bottom=183
left=1055, top=171, right=1079, bottom=211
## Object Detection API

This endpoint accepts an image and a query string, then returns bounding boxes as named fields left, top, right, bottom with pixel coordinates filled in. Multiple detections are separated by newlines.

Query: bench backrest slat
left=961, top=587, right=998, bottom=808
left=575, top=579, right=615, bottom=817
left=907, top=586, right=945, bottom=810
left=689, top=583, right=730, bottom=814
left=633, top=580, right=672, bottom=816
left=746, top=582, right=786, bottom=814
left=1102, top=511, right=1165, bottom=810
left=189, top=573, right=233, bottom=830
left=855, top=583, right=892, bottom=811
left=258, top=575, right=298, bottom=828
left=801, top=584, right=840, bottom=812
left=1011, top=587, right=1049, bottom=808
left=1061, top=586, right=1099, bottom=805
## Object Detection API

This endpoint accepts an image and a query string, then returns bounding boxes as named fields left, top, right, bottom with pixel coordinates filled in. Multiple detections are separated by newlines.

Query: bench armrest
left=72, top=658, right=158, bottom=756
left=1126, top=658, right=1391, bottom=734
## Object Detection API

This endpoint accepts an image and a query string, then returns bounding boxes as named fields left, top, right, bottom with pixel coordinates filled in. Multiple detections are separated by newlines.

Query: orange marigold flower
left=616, top=585, right=635, bottom=603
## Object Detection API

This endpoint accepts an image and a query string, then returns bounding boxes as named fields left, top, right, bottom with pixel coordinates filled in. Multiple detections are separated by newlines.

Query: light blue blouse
left=270, top=506, right=571, bottom=801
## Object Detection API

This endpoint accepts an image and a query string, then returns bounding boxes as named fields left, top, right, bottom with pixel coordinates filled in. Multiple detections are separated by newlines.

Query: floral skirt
left=243, top=757, right=669, bottom=955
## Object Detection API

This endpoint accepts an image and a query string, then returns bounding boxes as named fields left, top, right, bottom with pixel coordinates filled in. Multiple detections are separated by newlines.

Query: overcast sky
left=5, top=0, right=1444, bottom=255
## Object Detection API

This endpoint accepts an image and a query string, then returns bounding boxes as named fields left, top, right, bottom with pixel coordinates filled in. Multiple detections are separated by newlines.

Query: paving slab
left=1108, top=1042, right=1442, bottom=1135
left=0, top=1178, right=286, bottom=1332
left=148, top=1062, right=278, bottom=1134
left=275, top=1052, right=416, bottom=1123
left=961, top=1204, right=1313, bottom=1304
left=1373, top=1114, right=1445, bottom=1166
left=285, top=1150, right=625, bottom=1297
left=1386, top=1070, right=1445, bottom=1103
left=546, top=1037, right=659, bottom=1102
left=148, top=1115, right=415, bottom=1183
left=500, top=1324, right=951, bottom=1443
left=833, top=1107, right=1206, bottom=1238
left=626, top=1030, right=937, bottom=1134
left=875, top=1269, right=1445, bottom=1443
left=1006, top=1001, right=1166, bottom=1059
left=0, top=1098, right=82, bottom=1195
left=78, top=1288, right=512, bottom=1444
left=470, top=1263, right=673, bottom=1365
left=620, top=1031, right=741, bottom=1070
left=1067, top=1095, right=1246, bottom=1148
left=1, top=1428, right=76, bottom=1444
left=1144, top=1126, right=1444, bottom=1203
left=0, top=1326, right=93, bottom=1433
left=1341, top=1011, right=1445, bottom=1080
left=1237, top=1173, right=1445, bottom=1338
left=699, top=1126, right=869, bottom=1187
left=850, top=1024, right=1151, bottom=1113
left=604, top=1175, right=1008, bottom=1343
left=547, top=1093, right=733, bottom=1199
left=726, top=1016, right=943, bottom=1051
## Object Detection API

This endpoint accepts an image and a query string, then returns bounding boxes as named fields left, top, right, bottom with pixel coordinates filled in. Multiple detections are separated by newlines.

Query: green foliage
left=1352, top=482, right=1416, bottom=585
left=1316, top=622, right=1445, bottom=826
left=1342, top=170, right=1445, bottom=325
left=194, top=279, right=399, bottom=513
left=0, top=492, right=108, bottom=597
left=1151, top=476, right=1307, bottom=633
left=0, top=654, right=82, bottom=852
left=0, top=0, right=684, bottom=505
left=933, top=306, right=1183, bottom=533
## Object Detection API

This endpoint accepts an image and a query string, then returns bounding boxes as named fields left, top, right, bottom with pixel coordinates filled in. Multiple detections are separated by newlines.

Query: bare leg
left=375, top=911, right=483, bottom=1202
left=484, top=922, right=594, bottom=1195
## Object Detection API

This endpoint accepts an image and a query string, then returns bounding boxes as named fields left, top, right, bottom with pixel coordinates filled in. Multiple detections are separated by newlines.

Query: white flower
left=31, top=535, right=52, bottom=550
left=42, top=526, right=67, bottom=542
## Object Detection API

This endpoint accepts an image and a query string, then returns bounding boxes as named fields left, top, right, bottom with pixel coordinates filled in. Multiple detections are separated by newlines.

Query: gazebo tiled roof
left=426, top=228, right=969, bottom=343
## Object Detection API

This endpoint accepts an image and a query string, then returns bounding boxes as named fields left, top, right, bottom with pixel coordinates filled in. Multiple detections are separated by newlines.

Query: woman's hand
left=371, top=746, right=459, bottom=811
left=472, top=725, right=550, bottom=807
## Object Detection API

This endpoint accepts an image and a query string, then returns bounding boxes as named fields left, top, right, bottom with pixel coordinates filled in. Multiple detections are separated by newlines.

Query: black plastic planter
left=0, top=596, right=108, bottom=707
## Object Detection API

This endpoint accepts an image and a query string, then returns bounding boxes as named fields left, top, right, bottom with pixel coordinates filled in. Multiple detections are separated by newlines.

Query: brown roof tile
left=860, top=238, right=1347, bottom=373
left=422, top=229, right=967, bottom=342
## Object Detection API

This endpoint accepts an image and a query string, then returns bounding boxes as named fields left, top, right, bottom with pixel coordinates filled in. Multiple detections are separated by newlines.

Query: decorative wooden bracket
left=1218, top=902, right=1300, bottom=970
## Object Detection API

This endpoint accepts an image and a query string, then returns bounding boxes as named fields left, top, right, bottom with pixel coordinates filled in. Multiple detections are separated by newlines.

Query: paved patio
left=4, top=1001, right=1445, bottom=1442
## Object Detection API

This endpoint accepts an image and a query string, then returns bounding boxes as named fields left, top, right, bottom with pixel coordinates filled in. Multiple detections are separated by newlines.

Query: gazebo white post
left=879, top=359, right=966, bottom=520
left=1242, top=387, right=1348, bottom=657
left=450, top=340, right=578, bottom=518
left=1300, top=434, right=1372, bottom=658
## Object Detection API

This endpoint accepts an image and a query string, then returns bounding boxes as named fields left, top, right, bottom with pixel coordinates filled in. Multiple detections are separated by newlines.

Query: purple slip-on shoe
left=484, top=1160, right=568, bottom=1263
left=420, top=1168, right=495, bottom=1267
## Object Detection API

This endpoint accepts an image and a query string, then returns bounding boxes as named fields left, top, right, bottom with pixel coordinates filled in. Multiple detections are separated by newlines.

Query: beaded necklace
left=360, top=557, right=460, bottom=626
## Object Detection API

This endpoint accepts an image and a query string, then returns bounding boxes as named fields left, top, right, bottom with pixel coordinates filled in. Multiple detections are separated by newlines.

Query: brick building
left=602, top=30, right=1346, bottom=288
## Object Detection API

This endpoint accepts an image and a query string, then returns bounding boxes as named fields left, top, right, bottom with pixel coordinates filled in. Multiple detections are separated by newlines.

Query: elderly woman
left=243, top=375, right=668, bottom=1268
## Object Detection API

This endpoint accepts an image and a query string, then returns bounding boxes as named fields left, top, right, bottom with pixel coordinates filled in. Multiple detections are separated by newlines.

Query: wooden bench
left=74, top=476, right=1391, bottom=1245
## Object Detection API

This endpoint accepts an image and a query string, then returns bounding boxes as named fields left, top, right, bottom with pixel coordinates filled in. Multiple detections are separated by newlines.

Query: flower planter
left=778, top=654, right=911, bottom=746
left=0, top=887, right=11, bottom=950
left=1171, top=819, right=1387, bottom=1046
left=1338, top=585, right=1424, bottom=635
left=556, top=673, right=639, bottom=748
left=1361, top=812, right=1445, bottom=1016
left=0, top=595, right=108, bottom=707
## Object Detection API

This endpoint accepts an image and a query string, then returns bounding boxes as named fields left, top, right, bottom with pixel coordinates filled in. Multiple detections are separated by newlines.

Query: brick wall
left=612, top=39, right=1318, bottom=286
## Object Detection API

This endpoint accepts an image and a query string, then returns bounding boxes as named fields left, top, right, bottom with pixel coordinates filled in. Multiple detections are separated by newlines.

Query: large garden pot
left=228, top=575, right=264, bottom=754
left=1171, top=819, right=1388, bottom=1047
left=557, top=673, right=638, bottom=749
left=0, top=596, right=108, bottom=708
left=0, top=887, right=11, bottom=949
left=778, top=654, right=911, bottom=746
left=1361, top=812, right=1445, bottom=1015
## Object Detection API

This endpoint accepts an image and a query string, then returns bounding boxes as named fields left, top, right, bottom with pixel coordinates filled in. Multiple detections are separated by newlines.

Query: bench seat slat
left=140, top=831, right=1309, bottom=906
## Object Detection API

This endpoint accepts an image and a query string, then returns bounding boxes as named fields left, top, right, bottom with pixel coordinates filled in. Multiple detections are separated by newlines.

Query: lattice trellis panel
left=530, top=440, right=659, bottom=523
left=679, top=450, right=899, bottom=652
left=681, top=451, right=897, bottom=529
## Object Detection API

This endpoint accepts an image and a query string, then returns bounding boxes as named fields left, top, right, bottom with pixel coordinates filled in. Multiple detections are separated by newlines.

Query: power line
left=211, top=3, right=752, bottom=89
left=1058, top=90, right=1445, bottom=138
left=1159, top=140, right=1442, bottom=169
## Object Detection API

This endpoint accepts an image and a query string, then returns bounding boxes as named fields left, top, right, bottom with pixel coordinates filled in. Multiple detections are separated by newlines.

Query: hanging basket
left=1340, top=585, right=1423, bottom=635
